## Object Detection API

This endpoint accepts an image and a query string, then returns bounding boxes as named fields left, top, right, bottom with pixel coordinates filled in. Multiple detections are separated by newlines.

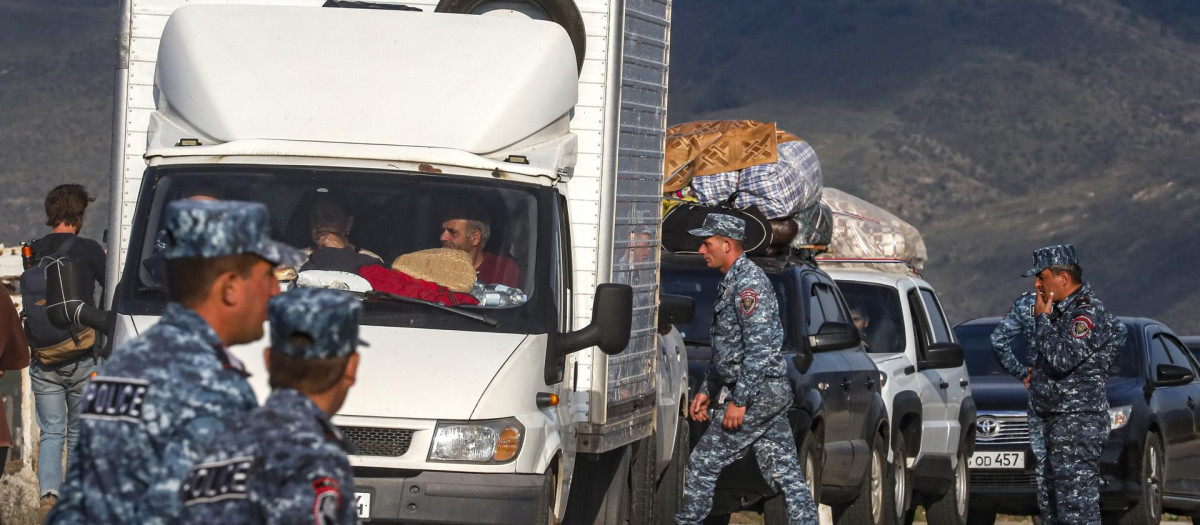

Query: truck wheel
left=764, top=431, right=822, bottom=525
left=1118, top=433, right=1163, bottom=525
left=925, top=447, right=969, bottom=525
left=887, top=432, right=912, bottom=525
left=834, top=432, right=886, bottom=525
left=535, top=469, right=555, bottom=525
left=655, top=409, right=689, bottom=524
left=631, top=435, right=657, bottom=525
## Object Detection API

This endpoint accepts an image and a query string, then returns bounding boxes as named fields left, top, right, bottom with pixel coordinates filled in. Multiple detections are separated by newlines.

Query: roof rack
left=814, top=257, right=922, bottom=277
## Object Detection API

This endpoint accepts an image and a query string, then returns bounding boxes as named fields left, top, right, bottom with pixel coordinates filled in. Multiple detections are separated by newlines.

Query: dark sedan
left=955, top=317, right=1200, bottom=525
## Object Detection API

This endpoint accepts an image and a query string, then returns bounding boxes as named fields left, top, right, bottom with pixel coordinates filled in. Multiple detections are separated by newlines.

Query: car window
left=808, top=282, right=845, bottom=333
left=1161, top=335, right=1198, bottom=375
left=918, top=289, right=954, bottom=344
left=1148, top=334, right=1173, bottom=378
left=837, top=281, right=906, bottom=354
left=907, top=289, right=931, bottom=352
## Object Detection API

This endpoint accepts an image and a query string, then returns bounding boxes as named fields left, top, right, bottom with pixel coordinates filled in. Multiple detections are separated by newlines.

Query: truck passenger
left=299, top=193, right=383, bottom=273
left=439, top=209, right=520, bottom=288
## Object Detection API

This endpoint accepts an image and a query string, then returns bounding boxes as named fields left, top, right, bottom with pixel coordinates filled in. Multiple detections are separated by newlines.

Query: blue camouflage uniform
left=48, top=201, right=303, bottom=525
left=989, top=292, right=1050, bottom=517
left=675, top=214, right=817, bottom=525
left=1023, top=245, right=1125, bottom=525
left=180, top=288, right=364, bottom=524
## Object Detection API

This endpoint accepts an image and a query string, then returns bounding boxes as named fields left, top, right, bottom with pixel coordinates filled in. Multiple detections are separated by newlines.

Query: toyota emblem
left=976, top=416, right=1000, bottom=438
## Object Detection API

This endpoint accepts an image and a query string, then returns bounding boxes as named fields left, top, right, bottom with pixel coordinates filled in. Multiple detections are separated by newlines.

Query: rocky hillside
left=1, top=0, right=1197, bottom=331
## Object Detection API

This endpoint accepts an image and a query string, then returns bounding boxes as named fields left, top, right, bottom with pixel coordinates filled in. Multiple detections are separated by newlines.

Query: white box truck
left=99, top=1, right=687, bottom=522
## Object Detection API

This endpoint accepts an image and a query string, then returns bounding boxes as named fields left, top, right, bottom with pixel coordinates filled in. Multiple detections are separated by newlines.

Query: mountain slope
left=669, top=0, right=1200, bottom=331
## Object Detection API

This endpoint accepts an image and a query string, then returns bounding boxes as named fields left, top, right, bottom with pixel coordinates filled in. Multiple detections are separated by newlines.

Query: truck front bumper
left=354, top=469, right=544, bottom=523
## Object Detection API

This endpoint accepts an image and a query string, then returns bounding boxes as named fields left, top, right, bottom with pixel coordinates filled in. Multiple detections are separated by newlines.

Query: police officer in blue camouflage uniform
left=675, top=213, right=818, bottom=525
left=49, top=200, right=303, bottom=524
left=1023, top=244, right=1125, bottom=525
left=179, top=287, right=363, bottom=524
left=989, top=291, right=1051, bottom=518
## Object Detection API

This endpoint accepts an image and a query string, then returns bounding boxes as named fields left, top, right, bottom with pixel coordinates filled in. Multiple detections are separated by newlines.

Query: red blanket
left=358, top=265, right=479, bottom=307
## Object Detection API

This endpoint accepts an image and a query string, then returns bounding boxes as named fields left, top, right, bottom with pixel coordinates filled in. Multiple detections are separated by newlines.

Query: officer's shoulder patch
left=738, top=289, right=759, bottom=316
left=180, top=456, right=255, bottom=506
left=1071, top=315, right=1094, bottom=339
left=312, top=477, right=342, bottom=525
left=81, top=376, right=150, bottom=422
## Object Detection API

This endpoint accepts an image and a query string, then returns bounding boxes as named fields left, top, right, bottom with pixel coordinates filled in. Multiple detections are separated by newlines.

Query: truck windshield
left=117, top=165, right=552, bottom=334
left=836, top=281, right=907, bottom=354
left=955, top=322, right=1139, bottom=379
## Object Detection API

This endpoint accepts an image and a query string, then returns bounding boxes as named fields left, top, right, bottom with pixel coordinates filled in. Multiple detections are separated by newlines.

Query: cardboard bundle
left=664, top=120, right=822, bottom=221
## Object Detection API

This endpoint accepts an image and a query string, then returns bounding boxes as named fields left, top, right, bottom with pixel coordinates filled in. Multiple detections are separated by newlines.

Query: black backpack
left=20, top=237, right=89, bottom=352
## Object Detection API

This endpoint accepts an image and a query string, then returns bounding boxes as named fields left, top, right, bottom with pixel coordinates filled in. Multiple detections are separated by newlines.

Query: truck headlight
left=429, top=418, right=524, bottom=463
left=1109, top=405, right=1132, bottom=430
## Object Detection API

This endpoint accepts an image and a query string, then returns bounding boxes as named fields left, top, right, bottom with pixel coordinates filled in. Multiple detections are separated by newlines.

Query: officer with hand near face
left=1023, top=244, right=1125, bottom=525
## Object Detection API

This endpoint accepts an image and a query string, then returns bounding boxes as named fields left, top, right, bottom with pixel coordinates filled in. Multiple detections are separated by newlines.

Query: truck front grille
left=341, top=426, right=414, bottom=457
left=971, top=471, right=1036, bottom=487
left=975, top=412, right=1030, bottom=445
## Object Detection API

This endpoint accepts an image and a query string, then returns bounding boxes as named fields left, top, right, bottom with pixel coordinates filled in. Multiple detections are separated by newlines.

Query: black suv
left=955, top=316, right=1200, bottom=524
left=662, top=253, right=889, bottom=525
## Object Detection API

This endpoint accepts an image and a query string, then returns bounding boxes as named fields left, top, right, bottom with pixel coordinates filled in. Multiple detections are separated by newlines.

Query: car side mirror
left=792, top=352, right=814, bottom=374
left=809, top=321, right=861, bottom=352
left=1156, top=364, right=1195, bottom=387
left=658, top=294, right=695, bottom=327
left=560, top=283, right=633, bottom=356
left=920, top=342, right=965, bottom=369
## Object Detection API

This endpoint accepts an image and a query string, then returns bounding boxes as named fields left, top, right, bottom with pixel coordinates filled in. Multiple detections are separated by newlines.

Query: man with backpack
left=20, top=184, right=106, bottom=516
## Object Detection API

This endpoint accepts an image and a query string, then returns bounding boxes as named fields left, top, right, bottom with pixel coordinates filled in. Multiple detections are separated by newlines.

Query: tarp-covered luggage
left=691, top=140, right=824, bottom=219
left=816, top=188, right=927, bottom=274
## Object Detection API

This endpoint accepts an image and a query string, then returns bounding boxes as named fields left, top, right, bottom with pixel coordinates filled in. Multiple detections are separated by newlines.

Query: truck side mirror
left=921, top=342, right=965, bottom=369
left=560, top=283, right=632, bottom=356
left=46, top=258, right=114, bottom=336
left=809, top=321, right=860, bottom=352
left=658, top=294, right=694, bottom=327
left=1156, top=364, right=1195, bottom=387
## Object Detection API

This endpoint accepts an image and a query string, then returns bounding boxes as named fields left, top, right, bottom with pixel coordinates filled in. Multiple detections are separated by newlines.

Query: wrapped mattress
left=816, top=188, right=927, bottom=274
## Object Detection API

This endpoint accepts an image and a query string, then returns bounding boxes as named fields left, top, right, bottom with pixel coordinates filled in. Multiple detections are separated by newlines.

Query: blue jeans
left=30, top=356, right=97, bottom=498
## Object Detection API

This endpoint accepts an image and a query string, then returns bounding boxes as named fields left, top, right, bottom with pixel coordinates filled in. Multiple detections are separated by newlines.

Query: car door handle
left=1189, top=397, right=1196, bottom=409
left=960, top=379, right=970, bottom=388
left=939, top=381, right=950, bottom=389
left=865, top=378, right=876, bottom=389
left=841, top=379, right=853, bottom=390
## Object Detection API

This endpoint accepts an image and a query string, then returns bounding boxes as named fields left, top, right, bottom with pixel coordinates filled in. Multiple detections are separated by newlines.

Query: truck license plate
left=355, top=492, right=371, bottom=519
left=968, top=450, right=1025, bottom=469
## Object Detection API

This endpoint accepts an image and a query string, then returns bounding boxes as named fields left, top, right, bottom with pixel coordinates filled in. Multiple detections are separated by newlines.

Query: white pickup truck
left=824, top=266, right=976, bottom=525
left=99, top=1, right=687, bottom=523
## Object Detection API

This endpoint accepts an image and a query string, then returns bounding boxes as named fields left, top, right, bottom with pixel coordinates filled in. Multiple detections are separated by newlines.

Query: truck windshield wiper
left=361, top=290, right=498, bottom=327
